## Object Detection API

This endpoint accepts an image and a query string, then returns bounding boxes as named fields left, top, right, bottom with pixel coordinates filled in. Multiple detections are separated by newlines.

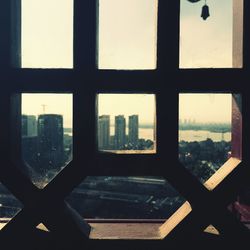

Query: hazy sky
left=21, top=0, right=157, bottom=69
left=179, top=94, right=232, bottom=123
left=98, top=0, right=158, bottom=69
left=21, top=2, right=234, bottom=126
left=22, top=94, right=73, bottom=128
left=180, top=0, right=233, bottom=68
left=21, top=0, right=73, bottom=68
left=98, top=94, right=155, bottom=125
left=21, top=0, right=235, bottom=69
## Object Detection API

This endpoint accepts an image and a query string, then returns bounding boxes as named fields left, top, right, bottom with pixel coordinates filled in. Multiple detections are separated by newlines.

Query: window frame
left=0, top=0, right=250, bottom=248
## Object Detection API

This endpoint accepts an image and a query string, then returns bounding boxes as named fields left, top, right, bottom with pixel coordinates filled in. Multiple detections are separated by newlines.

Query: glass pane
left=180, top=0, right=243, bottom=68
left=98, top=0, right=158, bottom=69
left=66, top=176, right=187, bottom=219
left=179, top=94, right=232, bottom=184
left=21, top=0, right=73, bottom=68
left=0, top=183, right=23, bottom=230
left=22, top=94, right=73, bottom=189
left=97, top=94, right=156, bottom=153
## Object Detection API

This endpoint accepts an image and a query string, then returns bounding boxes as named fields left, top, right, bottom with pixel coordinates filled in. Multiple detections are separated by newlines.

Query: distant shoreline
left=65, top=124, right=231, bottom=133
left=64, top=124, right=155, bottom=132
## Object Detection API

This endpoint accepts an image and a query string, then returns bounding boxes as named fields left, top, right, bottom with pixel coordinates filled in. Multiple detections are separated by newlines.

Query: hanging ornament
left=201, top=0, right=210, bottom=20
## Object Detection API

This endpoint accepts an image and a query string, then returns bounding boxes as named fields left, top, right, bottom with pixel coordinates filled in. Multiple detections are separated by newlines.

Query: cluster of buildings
left=22, top=114, right=68, bottom=175
left=98, top=115, right=139, bottom=150
left=179, top=118, right=196, bottom=125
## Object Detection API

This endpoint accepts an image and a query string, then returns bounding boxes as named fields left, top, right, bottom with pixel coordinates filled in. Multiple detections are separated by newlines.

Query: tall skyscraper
left=98, top=115, right=110, bottom=150
left=128, top=115, right=139, bottom=145
left=115, top=115, right=126, bottom=149
left=22, top=115, right=37, bottom=137
left=22, top=115, right=38, bottom=175
left=37, top=114, right=64, bottom=171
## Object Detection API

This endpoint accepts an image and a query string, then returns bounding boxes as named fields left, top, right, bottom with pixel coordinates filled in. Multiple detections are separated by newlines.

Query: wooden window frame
left=0, top=0, right=249, bottom=249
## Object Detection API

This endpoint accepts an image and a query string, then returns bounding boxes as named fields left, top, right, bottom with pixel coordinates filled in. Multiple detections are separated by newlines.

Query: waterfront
left=110, top=126, right=155, bottom=141
left=179, top=130, right=231, bottom=142
left=66, top=129, right=231, bottom=143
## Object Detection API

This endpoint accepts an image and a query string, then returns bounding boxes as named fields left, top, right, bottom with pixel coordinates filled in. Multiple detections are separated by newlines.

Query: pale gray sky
left=98, top=94, right=155, bottom=125
left=21, top=2, right=234, bottom=125
left=179, top=94, right=232, bottom=123
left=21, top=0, right=73, bottom=68
left=180, top=0, right=233, bottom=68
left=98, top=0, right=158, bottom=69
left=22, top=94, right=73, bottom=128
left=21, top=0, right=157, bottom=69
left=21, top=0, right=236, bottom=69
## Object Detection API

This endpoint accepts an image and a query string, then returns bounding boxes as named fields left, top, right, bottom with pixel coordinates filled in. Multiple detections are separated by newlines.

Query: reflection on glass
left=66, top=176, right=186, bottom=219
left=229, top=186, right=250, bottom=230
left=0, top=183, right=23, bottom=230
left=180, top=0, right=242, bottom=68
left=98, top=0, right=158, bottom=69
left=98, top=94, right=156, bottom=153
left=179, top=94, right=232, bottom=183
left=21, top=0, right=73, bottom=68
left=22, top=94, right=73, bottom=188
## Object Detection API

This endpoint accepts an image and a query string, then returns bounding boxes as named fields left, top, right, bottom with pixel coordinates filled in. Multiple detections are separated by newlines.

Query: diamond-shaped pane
left=179, top=94, right=241, bottom=190
left=21, top=94, right=73, bottom=189
left=36, top=223, right=49, bottom=232
left=204, top=225, right=220, bottom=235
left=0, top=183, right=23, bottom=230
left=66, top=176, right=192, bottom=239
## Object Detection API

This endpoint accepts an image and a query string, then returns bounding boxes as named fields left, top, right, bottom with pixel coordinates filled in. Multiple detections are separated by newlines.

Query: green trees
left=179, top=139, right=231, bottom=182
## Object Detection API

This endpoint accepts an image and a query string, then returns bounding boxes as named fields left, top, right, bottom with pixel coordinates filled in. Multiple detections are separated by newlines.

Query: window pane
left=22, top=94, right=73, bottom=189
left=66, top=176, right=187, bottom=220
left=0, top=183, right=23, bottom=230
left=179, top=94, right=233, bottom=184
left=21, top=0, right=73, bottom=68
left=97, top=94, right=156, bottom=154
left=98, top=0, right=158, bottom=70
left=180, top=0, right=243, bottom=68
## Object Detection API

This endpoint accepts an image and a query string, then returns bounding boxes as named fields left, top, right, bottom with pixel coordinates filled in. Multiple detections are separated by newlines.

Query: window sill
left=89, top=222, right=162, bottom=240
left=204, top=157, right=241, bottom=191
left=87, top=201, right=191, bottom=240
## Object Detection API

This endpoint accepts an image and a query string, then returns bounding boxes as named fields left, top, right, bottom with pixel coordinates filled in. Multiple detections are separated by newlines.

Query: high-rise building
left=115, top=115, right=126, bottom=149
left=98, top=115, right=110, bottom=150
left=37, top=114, right=64, bottom=170
left=22, top=115, right=38, bottom=174
left=22, top=115, right=37, bottom=137
left=128, top=115, right=139, bottom=145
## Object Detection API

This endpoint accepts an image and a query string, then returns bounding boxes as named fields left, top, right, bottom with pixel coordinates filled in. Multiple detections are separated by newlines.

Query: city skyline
left=22, top=94, right=73, bottom=128
left=21, top=113, right=73, bottom=188
left=98, top=114, right=154, bottom=151
left=179, top=119, right=231, bottom=125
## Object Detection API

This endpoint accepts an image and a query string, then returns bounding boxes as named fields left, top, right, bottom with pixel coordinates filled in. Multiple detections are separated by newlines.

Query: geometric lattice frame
left=0, top=0, right=250, bottom=249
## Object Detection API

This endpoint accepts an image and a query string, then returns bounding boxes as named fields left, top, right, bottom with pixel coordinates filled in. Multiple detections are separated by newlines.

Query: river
left=179, top=130, right=231, bottom=142
left=65, top=129, right=231, bottom=142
